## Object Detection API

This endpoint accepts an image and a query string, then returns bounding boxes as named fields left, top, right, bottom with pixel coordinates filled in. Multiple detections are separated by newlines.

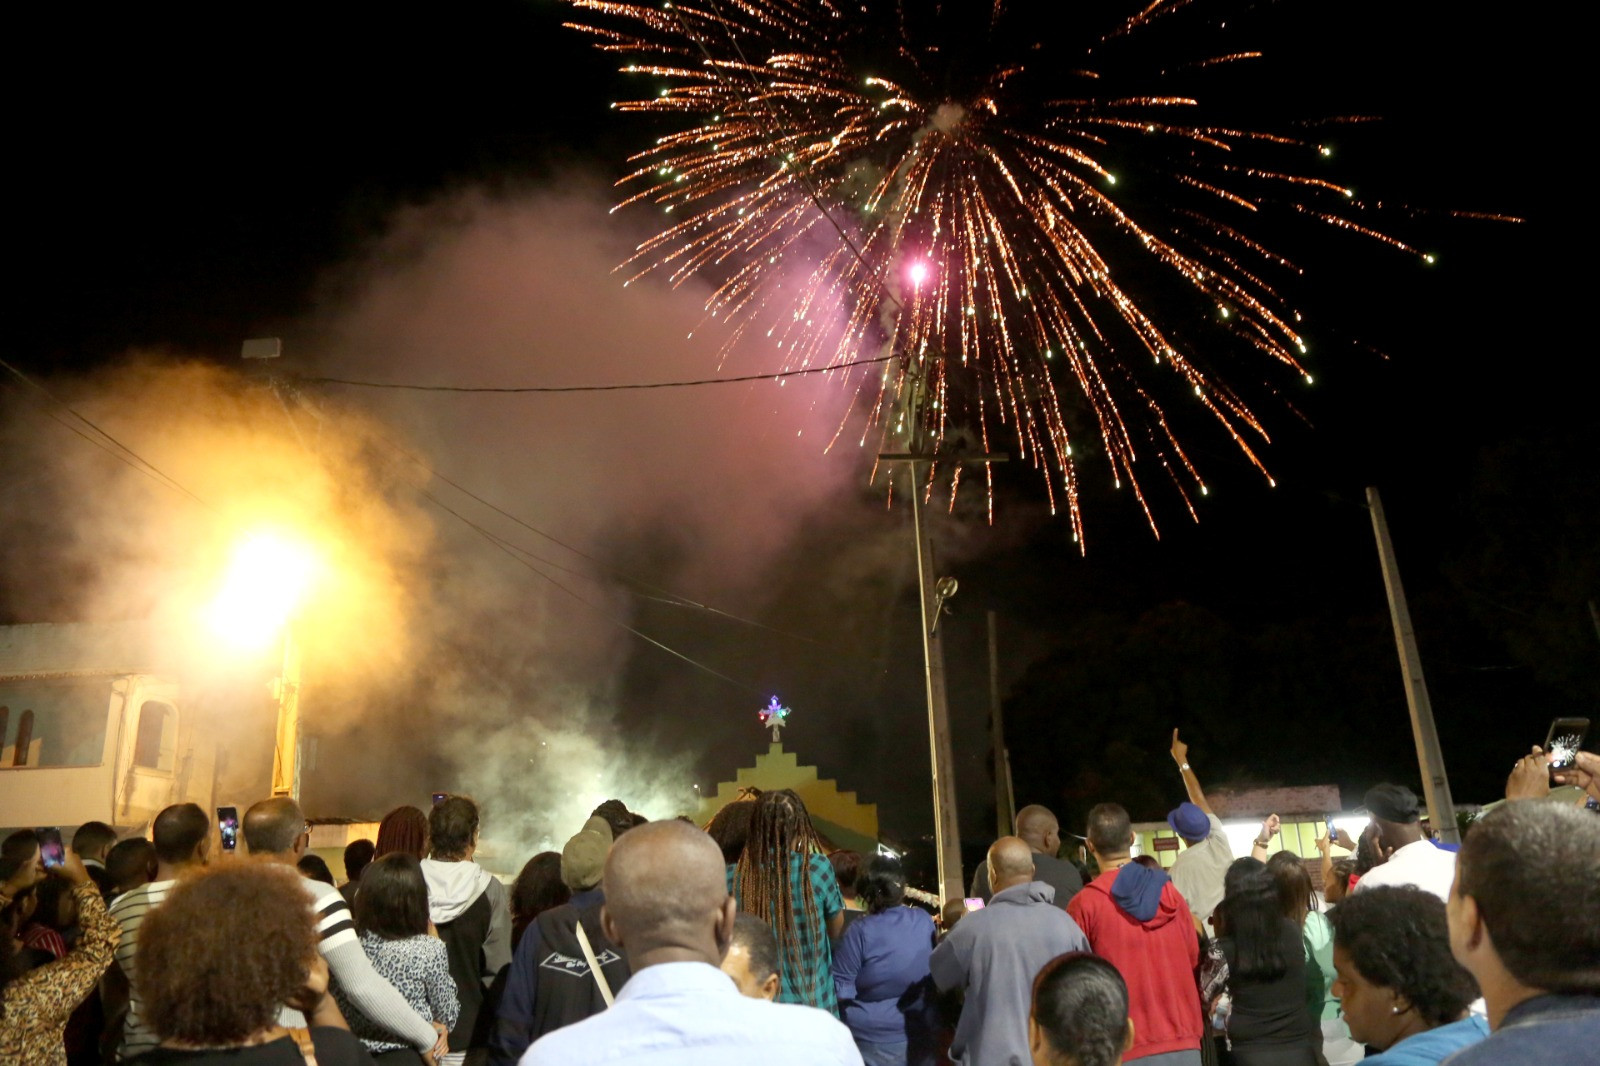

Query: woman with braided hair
left=728, top=789, right=845, bottom=1014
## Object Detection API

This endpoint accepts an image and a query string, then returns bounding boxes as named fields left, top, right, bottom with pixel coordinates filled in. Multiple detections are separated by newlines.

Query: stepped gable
left=700, top=741, right=879, bottom=855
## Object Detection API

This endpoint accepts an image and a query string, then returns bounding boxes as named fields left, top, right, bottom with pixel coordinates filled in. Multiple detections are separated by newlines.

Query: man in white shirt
left=1166, top=729, right=1234, bottom=927
left=521, top=820, right=862, bottom=1066
left=1352, top=784, right=1457, bottom=902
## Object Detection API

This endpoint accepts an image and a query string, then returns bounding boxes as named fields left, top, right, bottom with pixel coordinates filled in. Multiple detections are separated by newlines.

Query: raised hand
left=1171, top=729, right=1189, bottom=766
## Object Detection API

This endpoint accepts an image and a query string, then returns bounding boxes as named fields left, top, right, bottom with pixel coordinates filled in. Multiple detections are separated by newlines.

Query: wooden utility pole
left=269, top=624, right=303, bottom=799
left=1367, top=487, right=1459, bottom=843
left=987, top=611, right=1015, bottom=840
left=878, top=365, right=1005, bottom=903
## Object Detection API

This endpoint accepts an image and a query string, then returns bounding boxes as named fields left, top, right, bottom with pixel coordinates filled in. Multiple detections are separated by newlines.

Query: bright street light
left=207, top=532, right=319, bottom=651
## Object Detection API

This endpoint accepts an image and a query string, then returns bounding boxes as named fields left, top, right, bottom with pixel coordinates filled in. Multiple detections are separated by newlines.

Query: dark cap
left=1361, top=784, right=1421, bottom=824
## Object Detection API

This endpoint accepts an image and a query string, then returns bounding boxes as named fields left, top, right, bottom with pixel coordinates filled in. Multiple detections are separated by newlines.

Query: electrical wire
left=0, top=357, right=213, bottom=511
left=413, top=481, right=763, bottom=694
left=360, top=425, right=859, bottom=656
left=296, top=352, right=892, bottom=393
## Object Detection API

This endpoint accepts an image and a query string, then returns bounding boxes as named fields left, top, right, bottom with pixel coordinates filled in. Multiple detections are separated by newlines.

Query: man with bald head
left=931, top=836, right=1090, bottom=1065
left=522, top=820, right=862, bottom=1065
left=244, top=796, right=444, bottom=1061
left=970, top=805, right=1083, bottom=909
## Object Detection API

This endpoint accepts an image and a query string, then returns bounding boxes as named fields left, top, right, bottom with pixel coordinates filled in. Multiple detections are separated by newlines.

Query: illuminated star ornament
left=563, top=0, right=1515, bottom=546
left=759, top=695, right=791, bottom=742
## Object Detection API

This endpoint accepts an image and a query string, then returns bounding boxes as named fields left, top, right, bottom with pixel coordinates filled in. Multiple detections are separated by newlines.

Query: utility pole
left=879, top=367, right=1006, bottom=903
left=1367, top=486, right=1459, bottom=843
left=269, top=624, right=303, bottom=799
left=244, top=337, right=304, bottom=801
left=987, top=610, right=1015, bottom=839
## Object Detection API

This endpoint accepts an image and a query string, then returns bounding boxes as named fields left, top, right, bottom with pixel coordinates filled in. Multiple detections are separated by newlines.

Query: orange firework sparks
left=564, top=0, right=1491, bottom=548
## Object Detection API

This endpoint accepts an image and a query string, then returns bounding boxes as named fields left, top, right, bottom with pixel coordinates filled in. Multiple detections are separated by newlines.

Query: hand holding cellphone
left=963, top=897, right=986, bottom=911
left=1545, top=717, right=1590, bottom=783
left=34, top=827, right=66, bottom=870
left=217, top=806, right=239, bottom=852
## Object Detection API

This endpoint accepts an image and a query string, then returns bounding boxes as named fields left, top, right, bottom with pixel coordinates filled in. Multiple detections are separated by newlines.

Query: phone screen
left=432, top=792, right=448, bottom=806
left=963, top=897, right=986, bottom=911
left=35, top=827, right=65, bottom=869
left=1325, top=815, right=1338, bottom=842
left=217, top=806, right=239, bottom=851
left=1546, top=717, right=1590, bottom=777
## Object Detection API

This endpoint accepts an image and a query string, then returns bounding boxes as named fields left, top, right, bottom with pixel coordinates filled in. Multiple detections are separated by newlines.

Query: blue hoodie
left=1111, top=862, right=1170, bottom=922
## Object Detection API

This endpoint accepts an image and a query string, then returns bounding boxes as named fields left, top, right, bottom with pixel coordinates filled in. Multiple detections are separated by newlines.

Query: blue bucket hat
left=1166, top=801, right=1210, bottom=841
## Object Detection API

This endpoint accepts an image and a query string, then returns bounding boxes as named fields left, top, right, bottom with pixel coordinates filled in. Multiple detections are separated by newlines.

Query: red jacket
left=1067, top=867, right=1203, bottom=1061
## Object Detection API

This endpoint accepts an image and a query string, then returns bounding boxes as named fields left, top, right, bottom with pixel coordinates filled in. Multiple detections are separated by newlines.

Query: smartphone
left=1545, top=717, right=1590, bottom=782
left=217, top=806, right=239, bottom=851
left=963, top=897, right=986, bottom=911
left=432, top=792, right=448, bottom=806
left=1325, top=815, right=1338, bottom=843
left=35, top=827, right=66, bottom=869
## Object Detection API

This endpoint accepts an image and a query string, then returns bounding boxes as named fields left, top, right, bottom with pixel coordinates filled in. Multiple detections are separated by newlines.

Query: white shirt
left=520, top=961, right=863, bottom=1066
left=1353, top=838, right=1458, bottom=901
left=1169, top=813, right=1233, bottom=925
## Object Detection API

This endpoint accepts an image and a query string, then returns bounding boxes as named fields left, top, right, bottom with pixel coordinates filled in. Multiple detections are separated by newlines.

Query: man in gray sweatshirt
left=930, top=836, right=1091, bottom=1066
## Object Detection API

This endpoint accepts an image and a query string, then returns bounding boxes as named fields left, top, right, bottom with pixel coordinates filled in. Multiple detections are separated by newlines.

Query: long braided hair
left=734, top=789, right=826, bottom=1001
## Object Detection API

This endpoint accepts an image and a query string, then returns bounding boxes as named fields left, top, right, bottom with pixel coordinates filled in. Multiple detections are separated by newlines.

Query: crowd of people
left=2, top=734, right=1597, bottom=1066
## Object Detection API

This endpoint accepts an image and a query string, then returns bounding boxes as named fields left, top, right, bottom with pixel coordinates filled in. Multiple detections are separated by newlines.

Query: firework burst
left=564, top=0, right=1474, bottom=546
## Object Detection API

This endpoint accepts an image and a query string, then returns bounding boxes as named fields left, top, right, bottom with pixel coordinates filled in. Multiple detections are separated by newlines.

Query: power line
left=298, top=353, right=892, bottom=394
left=0, top=358, right=213, bottom=510
left=413, top=480, right=762, bottom=694
left=359, top=424, right=859, bottom=658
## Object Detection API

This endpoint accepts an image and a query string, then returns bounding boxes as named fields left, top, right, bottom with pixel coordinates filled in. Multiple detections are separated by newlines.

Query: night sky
left=2, top=1, right=1568, bottom=870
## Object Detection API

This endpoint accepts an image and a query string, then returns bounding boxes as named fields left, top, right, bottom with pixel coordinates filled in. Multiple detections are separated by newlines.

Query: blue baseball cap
left=1167, top=801, right=1210, bottom=841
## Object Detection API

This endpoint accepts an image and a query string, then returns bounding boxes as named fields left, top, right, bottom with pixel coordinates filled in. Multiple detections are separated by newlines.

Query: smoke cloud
left=0, top=172, right=1016, bottom=870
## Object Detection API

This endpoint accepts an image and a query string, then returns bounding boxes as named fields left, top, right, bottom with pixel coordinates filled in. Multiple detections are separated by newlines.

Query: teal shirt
left=1301, top=911, right=1339, bottom=1021
left=728, top=853, right=843, bottom=1015
left=1364, top=1015, right=1488, bottom=1065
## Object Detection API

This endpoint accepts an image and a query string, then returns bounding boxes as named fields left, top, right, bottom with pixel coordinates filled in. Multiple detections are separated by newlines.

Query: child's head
left=352, top=853, right=431, bottom=939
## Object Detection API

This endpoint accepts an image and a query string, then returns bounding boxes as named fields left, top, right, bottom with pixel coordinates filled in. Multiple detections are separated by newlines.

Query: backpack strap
left=286, top=1028, right=319, bottom=1066
left=574, top=920, right=615, bottom=1008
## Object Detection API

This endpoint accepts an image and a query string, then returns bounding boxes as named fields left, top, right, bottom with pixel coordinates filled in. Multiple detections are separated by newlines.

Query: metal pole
left=987, top=611, right=1013, bottom=840
left=270, top=624, right=302, bottom=799
left=1367, top=487, right=1459, bottom=843
left=909, top=463, right=965, bottom=903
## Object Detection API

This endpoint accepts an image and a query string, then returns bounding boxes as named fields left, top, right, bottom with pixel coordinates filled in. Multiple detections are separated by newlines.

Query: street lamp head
left=208, top=531, right=318, bottom=650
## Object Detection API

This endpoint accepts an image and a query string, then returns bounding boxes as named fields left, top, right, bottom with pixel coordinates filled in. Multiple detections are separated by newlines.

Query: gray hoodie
left=930, top=880, right=1090, bottom=1066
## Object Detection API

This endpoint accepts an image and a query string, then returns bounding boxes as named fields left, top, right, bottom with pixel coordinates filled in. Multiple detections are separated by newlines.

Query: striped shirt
left=108, top=878, right=176, bottom=1060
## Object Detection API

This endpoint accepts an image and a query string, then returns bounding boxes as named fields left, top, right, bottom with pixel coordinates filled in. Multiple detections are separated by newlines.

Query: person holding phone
left=0, top=844, right=121, bottom=1065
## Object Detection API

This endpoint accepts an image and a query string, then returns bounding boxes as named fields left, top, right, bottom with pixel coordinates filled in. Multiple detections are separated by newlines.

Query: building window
left=133, top=701, right=176, bottom=772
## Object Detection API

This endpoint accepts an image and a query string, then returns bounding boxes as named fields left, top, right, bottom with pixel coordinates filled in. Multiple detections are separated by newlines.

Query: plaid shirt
left=728, top=853, right=843, bottom=1015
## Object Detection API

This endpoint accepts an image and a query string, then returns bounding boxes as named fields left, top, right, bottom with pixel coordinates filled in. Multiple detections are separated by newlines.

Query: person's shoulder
left=309, top=1026, right=371, bottom=1065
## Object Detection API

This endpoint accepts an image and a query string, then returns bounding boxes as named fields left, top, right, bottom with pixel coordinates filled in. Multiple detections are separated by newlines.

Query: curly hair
left=136, top=862, right=316, bottom=1045
left=373, top=805, right=429, bottom=861
left=1327, top=885, right=1478, bottom=1025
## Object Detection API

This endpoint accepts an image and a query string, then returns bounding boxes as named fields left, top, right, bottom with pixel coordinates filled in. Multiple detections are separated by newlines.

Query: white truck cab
left=0, top=622, right=220, bottom=833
